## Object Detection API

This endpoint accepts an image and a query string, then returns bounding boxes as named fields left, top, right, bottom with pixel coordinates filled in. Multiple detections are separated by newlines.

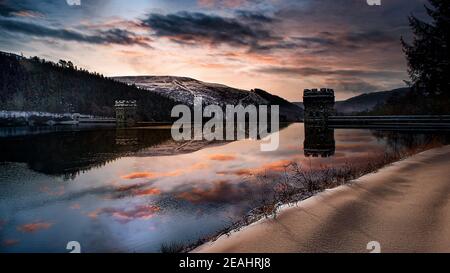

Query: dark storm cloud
left=344, top=30, right=397, bottom=44
left=0, top=18, right=152, bottom=47
left=139, top=11, right=277, bottom=49
left=294, top=30, right=400, bottom=54
left=324, top=78, right=384, bottom=94
left=137, top=7, right=404, bottom=55
left=256, top=66, right=404, bottom=78
left=271, top=0, right=428, bottom=56
left=235, top=10, right=275, bottom=23
left=248, top=28, right=398, bottom=54
left=0, top=0, right=95, bottom=17
left=276, top=0, right=427, bottom=29
left=248, top=40, right=299, bottom=52
left=0, top=0, right=44, bottom=16
left=0, top=0, right=70, bottom=18
left=0, top=1, right=17, bottom=17
left=256, top=65, right=405, bottom=94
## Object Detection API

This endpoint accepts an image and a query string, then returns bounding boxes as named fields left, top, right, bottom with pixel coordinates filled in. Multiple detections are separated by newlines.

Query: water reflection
left=0, top=123, right=288, bottom=180
left=303, top=125, right=335, bottom=157
left=0, top=123, right=449, bottom=253
left=0, top=128, right=173, bottom=179
left=371, top=130, right=450, bottom=153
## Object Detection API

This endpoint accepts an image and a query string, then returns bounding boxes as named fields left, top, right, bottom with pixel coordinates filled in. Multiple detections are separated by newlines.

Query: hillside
left=115, top=76, right=303, bottom=121
left=294, top=87, right=410, bottom=114
left=251, top=88, right=304, bottom=121
left=0, top=52, right=178, bottom=121
left=335, top=88, right=410, bottom=114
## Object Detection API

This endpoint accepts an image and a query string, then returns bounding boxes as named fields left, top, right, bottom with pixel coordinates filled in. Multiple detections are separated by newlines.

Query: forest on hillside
left=0, top=52, right=177, bottom=121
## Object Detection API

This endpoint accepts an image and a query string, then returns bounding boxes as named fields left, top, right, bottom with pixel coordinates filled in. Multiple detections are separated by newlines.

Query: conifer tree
left=402, top=0, right=449, bottom=100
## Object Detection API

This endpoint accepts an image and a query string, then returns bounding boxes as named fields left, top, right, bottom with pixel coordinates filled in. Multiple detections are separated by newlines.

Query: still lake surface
left=0, top=123, right=448, bottom=252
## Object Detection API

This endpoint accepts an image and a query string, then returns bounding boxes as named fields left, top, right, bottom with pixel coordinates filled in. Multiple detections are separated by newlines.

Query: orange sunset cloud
left=208, top=154, right=237, bottom=161
left=3, top=239, right=20, bottom=246
left=134, top=188, right=161, bottom=196
left=121, top=170, right=183, bottom=180
left=17, top=222, right=53, bottom=233
left=217, top=159, right=293, bottom=176
left=177, top=180, right=245, bottom=204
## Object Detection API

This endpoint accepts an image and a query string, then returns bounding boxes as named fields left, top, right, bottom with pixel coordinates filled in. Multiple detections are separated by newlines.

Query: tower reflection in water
left=303, top=124, right=335, bottom=157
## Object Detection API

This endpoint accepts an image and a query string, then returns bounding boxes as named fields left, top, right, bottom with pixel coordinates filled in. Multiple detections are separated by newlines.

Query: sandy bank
left=194, top=146, right=450, bottom=253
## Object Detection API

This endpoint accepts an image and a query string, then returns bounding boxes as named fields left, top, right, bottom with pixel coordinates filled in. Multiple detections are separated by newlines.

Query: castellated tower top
left=303, top=88, right=335, bottom=98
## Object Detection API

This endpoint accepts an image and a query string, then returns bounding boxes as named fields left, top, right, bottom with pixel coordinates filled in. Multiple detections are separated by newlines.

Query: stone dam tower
left=303, top=88, right=335, bottom=124
left=302, top=88, right=336, bottom=157
left=115, top=100, right=137, bottom=126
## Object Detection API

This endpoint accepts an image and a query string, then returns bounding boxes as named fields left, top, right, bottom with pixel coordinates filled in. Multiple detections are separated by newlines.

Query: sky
left=0, top=0, right=430, bottom=101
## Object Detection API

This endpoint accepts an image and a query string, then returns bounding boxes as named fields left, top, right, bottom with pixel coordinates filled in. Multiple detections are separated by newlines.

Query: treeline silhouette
left=373, top=0, right=449, bottom=115
left=0, top=52, right=177, bottom=121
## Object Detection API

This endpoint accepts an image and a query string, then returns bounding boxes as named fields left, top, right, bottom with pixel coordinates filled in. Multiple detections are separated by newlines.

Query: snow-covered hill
left=114, top=76, right=303, bottom=121
left=114, top=76, right=267, bottom=106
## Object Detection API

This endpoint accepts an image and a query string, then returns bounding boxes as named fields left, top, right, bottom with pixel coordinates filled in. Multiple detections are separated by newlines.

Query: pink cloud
left=88, top=205, right=160, bottom=223
left=217, top=159, right=293, bottom=176
left=198, top=0, right=251, bottom=8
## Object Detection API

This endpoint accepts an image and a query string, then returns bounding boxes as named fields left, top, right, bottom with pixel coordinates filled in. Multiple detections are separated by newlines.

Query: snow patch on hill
left=114, top=76, right=269, bottom=106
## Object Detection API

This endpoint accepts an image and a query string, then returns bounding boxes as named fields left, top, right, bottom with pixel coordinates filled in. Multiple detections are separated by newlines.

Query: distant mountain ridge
left=294, top=87, right=410, bottom=114
left=335, top=88, right=410, bottom=114
left=114, top=76, right=303, bottom=121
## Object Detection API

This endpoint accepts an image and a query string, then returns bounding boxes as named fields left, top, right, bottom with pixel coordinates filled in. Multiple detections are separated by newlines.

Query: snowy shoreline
left=0, top=110, right=114, bottom=127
